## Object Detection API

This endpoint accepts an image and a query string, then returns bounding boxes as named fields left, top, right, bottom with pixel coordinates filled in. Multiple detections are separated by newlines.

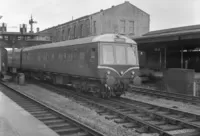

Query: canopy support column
left=181, top=47, right=183, bottom=68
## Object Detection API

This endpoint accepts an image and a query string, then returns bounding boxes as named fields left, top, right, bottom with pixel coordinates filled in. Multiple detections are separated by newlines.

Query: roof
left=134, top=24, right=200, bottom=43
left=144, top=24, right=200, bottom=36
left=23, top=34, right=136, bottom=51
left=0, top=31, right=38, bottom=36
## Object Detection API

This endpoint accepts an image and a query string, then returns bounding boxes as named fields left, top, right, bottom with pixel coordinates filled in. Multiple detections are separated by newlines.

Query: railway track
left=34, top=81, right=200, bottom=136
left=130, top=85, right=200, bottom=105
left=0, top=82, right=105, bottom=136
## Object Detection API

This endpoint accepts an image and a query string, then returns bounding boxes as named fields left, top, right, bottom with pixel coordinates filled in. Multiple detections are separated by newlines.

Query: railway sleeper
left=54, top=127, right=82, bottom=135
left=37, top=116, right=58, bottom=121
left=114, top=118, right=128, bottom=124
left=105, top=115, right=119, bottom=120
left=49, top=123, right=71, bottom=129
left=123, top=123, right=138, bottom=128
left=33, top=113, right=54, bottom=117
left=42, top=119, right=65, bottom=124
left=158, top=124, right=183, bottom=131
left=167, top=128, right=200, bottom=136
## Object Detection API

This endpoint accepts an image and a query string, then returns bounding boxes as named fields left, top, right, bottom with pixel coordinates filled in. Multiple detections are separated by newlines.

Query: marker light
left=107, top=71, right=111, bottom=75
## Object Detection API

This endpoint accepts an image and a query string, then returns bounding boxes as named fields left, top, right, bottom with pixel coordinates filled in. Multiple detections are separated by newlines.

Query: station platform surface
left=153, top=71, right=200, bottom=80
left=0, top=91, right=59, bottom=136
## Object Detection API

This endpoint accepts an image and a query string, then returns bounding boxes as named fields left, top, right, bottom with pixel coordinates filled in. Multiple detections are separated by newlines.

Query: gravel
left=4, top=82, right=155, bottom=136
left=123, top=91, right=200, bottom=115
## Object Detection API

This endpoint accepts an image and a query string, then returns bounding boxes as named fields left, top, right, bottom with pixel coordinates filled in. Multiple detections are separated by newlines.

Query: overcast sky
left=0, top=0, right=200, bottom=32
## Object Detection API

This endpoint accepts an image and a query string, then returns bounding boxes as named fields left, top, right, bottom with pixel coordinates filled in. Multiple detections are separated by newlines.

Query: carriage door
left=89, top=47, right=97, bottom=74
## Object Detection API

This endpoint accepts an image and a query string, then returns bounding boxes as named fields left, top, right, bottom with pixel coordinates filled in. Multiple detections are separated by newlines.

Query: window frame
left=120, top=20, right=126, bottom=34
left=100, top=43, right=138, bottom=65
left=129, top=20, right=134, bottom=34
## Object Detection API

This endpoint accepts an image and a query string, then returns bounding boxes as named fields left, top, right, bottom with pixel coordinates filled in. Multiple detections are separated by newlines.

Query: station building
left=0, top=23, right=51, bottom=48
left=135, top=24, right=200, bottom=72
left=38, top=1, right=150, bottom=42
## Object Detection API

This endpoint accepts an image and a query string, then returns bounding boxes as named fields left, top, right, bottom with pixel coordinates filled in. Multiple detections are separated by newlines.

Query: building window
left=80, top=24, right=83, bottom=37
left=129, top=21, right=134, bottom=34
left=67, top=28, right=71, bottom=40
left=120, top=20, right=126, bottom=34
left=93, top=21, right=96, bottom=34
left=74, top=25, right=76, bottom=38
left=62, top=29, right=65, bottom=41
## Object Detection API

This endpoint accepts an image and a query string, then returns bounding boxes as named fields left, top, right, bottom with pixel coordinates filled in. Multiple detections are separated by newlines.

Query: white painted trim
left=97, top=65, right=139, bottom=77
left=98, top=65, right=120, bottom=76
left=123, top=67, right=139, bottom=75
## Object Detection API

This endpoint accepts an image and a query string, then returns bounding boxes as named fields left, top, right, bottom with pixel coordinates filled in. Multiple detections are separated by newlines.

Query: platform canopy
left=134, top=24, right=200, bottom=51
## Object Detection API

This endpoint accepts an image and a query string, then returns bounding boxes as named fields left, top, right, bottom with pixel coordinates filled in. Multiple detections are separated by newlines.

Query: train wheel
left=92, top=87, right=101, bottom=97
left=106, top=87, right=112, bottom=98
left=101, top=85, right=110, bottom=99
left=115, top=94, right=121, bottom=98
left=101, top=85, right=106, bottom=99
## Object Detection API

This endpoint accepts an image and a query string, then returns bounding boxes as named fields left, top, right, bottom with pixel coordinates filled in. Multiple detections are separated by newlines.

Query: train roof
left=23, top=34, right=136, bottom=51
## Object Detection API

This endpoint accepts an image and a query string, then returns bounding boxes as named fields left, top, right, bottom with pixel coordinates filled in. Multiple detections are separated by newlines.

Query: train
left=7, top=34, right=140, bottom=98
left=0, top=47, right=8, bottom=78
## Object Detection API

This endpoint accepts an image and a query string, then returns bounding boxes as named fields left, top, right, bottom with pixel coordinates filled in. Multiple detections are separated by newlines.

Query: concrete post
left=181, top=48, right=183, bottom=68
left=164, top=47, right=167, bottom=68
left=159, top=48, right=162, bottom=69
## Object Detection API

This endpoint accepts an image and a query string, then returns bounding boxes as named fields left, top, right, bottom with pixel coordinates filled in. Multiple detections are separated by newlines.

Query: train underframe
left=20, top=70, right=126, bottom=98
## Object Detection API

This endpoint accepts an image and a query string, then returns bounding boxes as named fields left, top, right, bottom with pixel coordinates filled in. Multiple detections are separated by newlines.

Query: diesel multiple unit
left=8, top=34, right=139, bottom=98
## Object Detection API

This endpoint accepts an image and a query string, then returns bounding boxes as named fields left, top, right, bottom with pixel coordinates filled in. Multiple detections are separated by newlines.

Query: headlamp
left=107, top=71, right=111, bottom=75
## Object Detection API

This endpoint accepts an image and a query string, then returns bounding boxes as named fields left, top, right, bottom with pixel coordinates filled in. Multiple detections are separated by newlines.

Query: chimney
left=36, top=27, right=40, bottom=32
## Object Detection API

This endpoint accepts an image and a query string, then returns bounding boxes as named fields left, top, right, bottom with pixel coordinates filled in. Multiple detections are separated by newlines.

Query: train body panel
left=0, top=47, right=8, bottom=77
left=22, top=42, right=99, bottom=78
left=7, top=49, right=21, bottom=69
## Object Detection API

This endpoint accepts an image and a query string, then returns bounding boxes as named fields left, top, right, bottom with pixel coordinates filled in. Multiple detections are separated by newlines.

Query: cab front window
left=101, top=43, right=138, bottom=65
left=116, top=46, right=126, bottom=64
left=102, top=45, right=114, bottom=64
left=127, top=46, right=137, bottom=65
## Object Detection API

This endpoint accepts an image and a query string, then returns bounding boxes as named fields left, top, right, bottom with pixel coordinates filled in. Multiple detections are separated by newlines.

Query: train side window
left=73, top=49, right=78, bottom=60
left=44, top=52, right=47, bottom=61
left=27, top=53, right=30, bottom=60
left=80, top=52, right=85, bottom=60
left=52, top=53, right=54, bottom=59
left=64, top=53, right=67, bottom=59
left=70, top=53, right=73, bottom=61
left=23, top=54, right=26, bottom=60
left=43, top=52, right=47, bottom=61
left=58, top=53, right=63, bottom=60
left=37, top=53, right=41, bottom=61
left=91, top=48, right=95, bottom=59
left=46, top=53, right=48, bottom=60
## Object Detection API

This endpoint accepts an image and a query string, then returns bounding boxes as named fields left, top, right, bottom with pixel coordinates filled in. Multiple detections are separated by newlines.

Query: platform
left=0, top=91, right=59, bottom=136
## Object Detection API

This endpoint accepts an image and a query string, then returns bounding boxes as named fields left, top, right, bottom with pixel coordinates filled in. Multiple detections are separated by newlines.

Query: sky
left=0, top=0, right=200, bottom=32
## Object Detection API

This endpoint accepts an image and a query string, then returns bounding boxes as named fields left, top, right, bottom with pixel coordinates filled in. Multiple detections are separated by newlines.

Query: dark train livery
left=0, top=47, right=8, bottom=78
left=8, top=34, right=139, bottom=98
